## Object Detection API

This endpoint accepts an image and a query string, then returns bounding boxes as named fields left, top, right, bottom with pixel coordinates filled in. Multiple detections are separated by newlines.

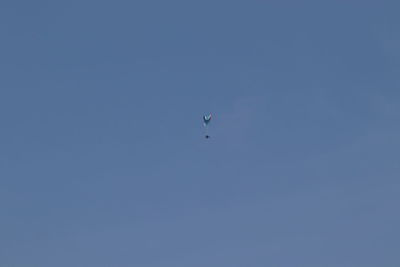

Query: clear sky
left=1, top=1, right=399, bottom=266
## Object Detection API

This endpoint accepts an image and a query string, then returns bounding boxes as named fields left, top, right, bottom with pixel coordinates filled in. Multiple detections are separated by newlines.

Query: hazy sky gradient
left=1, top=1, right=400, bottom=266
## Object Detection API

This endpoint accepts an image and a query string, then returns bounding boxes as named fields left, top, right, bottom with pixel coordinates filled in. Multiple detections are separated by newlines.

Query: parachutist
left=203, top=114, right=212, bottom=140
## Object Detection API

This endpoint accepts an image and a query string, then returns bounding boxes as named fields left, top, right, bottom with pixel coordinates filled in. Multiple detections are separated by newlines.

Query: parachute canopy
left=203, top=114, right=212, bottom=125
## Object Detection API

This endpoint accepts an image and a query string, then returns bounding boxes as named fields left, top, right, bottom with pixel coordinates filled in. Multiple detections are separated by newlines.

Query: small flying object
left=203, top=114, right=212, bottom=139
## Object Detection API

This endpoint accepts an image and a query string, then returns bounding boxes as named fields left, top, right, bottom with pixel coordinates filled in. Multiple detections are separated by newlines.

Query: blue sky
left=1, top=1, right=400, bottom=266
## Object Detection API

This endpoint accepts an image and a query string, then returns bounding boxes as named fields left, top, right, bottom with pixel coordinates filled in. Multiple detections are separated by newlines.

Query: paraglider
left=203, top=114, right=212, bottom=139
